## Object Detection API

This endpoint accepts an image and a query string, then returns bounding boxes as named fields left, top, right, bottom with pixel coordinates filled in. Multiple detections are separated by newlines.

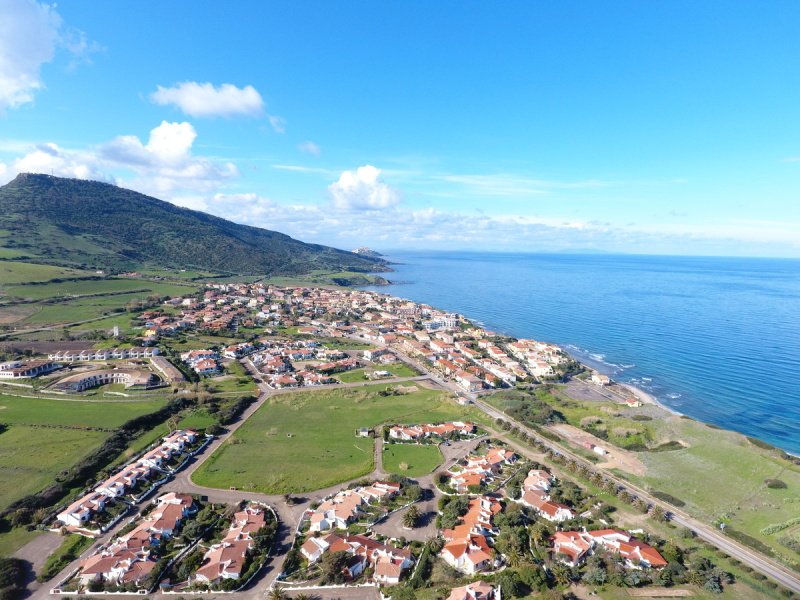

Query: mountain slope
left=0, top=173, right=388, bottom=276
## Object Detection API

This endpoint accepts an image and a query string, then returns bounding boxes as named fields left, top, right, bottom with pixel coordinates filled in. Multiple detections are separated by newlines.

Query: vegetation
left=193, top=384, right=471, bottom=493
left=37, top=534, right=93, bottom=582
left=383, top=444, right=443, bottom=476
left=0, top=173, right=388, bottom=276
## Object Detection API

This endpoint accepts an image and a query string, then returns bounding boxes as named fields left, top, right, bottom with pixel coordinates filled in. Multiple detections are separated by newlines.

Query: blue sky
left=1, top=1, right=799, bottom=257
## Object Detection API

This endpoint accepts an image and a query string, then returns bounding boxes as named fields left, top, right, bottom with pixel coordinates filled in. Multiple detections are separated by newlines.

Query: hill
left=0, top=173, right=389, bottom=277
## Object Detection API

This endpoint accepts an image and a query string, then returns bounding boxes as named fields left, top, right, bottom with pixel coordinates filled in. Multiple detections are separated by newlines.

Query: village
left=0, top=283, right=749, bottom=600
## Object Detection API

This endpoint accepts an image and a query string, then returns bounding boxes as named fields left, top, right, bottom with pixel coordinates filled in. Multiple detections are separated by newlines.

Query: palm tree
left=506, top=545, right=523, bottom=568
left=403, top=505, right=420, bottom=528
left=268, top=584, right=287, bottom=600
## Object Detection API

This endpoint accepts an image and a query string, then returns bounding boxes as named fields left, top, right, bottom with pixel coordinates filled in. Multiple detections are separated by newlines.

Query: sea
left=362, top=251, right=800, bottom=455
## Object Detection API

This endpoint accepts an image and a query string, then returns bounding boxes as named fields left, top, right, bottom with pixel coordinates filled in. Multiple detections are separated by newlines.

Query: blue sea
left=363, top=251, right=800, bottom=454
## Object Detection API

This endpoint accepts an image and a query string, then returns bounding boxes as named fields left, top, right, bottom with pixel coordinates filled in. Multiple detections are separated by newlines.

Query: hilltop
left=0, top=173, right=389, bottom=277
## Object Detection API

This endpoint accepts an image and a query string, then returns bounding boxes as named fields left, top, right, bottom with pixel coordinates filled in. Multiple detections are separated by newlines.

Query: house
left=300, top=533, right=413, bottom=585
left=57, top=492, right=107, bottom=527
left=194, top=505, right=266, bottom=584
left=0, top=360, right=60, bottom=379
left=591, top=373, right=612, bottom=386
left=551, top=531, right=592, bottom=566
left=447, top=582, right=498, bottom=600
left=551, top=529, right=667, bottom=570
left=440, top=496, right=500, bottom=574
left=585, top=529, right=667, bottom=569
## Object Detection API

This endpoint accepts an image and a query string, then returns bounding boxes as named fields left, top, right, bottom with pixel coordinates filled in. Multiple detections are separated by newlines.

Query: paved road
left=23, top=339, right=800, bottom=597
left=378, top=339, right=800, bottom=595
left=470, top=397, right=800, bottom=595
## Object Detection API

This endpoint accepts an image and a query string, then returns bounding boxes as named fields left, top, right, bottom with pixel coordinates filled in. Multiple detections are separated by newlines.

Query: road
left=19, top=340, right=800, bottom=597
left=470, top=396, right=800, bottom=595
left=377, top=340, right=800, bottom=595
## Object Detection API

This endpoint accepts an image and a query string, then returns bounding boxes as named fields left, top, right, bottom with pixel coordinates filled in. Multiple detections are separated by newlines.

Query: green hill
left=0, top=173, right=388, bottom=276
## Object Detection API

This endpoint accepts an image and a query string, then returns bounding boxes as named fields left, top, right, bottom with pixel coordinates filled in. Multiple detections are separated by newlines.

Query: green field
left=193, top=384, right=468, bottom=493
left=337, top=362, right=420, bottom=383
left=0, top=393, right=169, bottom=514
left=630, top=416, right=800, bottom=565
left=383, top=444, right=443, bottom=476
left=3, top=278, right=195, bottom=301
left=0, top=260, right=89, bottom=285
left=0, top=394, right=167, bottom=428
left=0, top=424, right=108, bottom=513
left=510, top=386, right=800, bottom=566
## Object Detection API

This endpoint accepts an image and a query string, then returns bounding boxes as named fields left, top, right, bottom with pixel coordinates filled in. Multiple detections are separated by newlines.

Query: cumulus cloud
left=0, top=0, right=60, bottom=111
left=298, top=141, right=321, bottom=157
left=2, top=121, right=237, bottom=200
left=12, top=142, right=110, bottom=182
left=0, top=0, right=97, bottom=112
left=328, top=165, right=401, bottom=211
left=150, top=82, right=265, bottom=118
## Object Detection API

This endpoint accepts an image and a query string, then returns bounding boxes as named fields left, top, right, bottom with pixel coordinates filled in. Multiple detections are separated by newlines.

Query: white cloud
left=0, top=0, right=97, bottom=112
left=267, top=114, right=286, bottom=133
left=12, top=142, right=110, bottom=182
left=0, top=0, right=60, bottom=111
left=328, top=165, right=401, bottom=211
left=150, top=82, right=265, bottom=118
left=2, top=121, right=237, bottom=200
left=298, top=141, right=321, bottom=156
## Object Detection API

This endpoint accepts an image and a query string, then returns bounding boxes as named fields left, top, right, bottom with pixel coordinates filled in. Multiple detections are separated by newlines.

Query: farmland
left=0, top=260, right=90, bottom=285
left=193, top=384, right=469, bottom=493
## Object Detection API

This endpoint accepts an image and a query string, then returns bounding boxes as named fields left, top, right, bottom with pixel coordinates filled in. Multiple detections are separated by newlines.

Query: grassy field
left=0, top=260, right=89, bottom=285
left=630, top=415, right=800, bottom=565
left=0, top=393, right=169, bottom=514
left=0, top=394, right=167, bottom=428
left=3, top=278, right=195, bottom=301
left=193, top=384, right=469, bottom=493
left=383, top=444, right=443, bottom=477
left=517, top=386, right=800, bottom=566
left=337, top=362, right=420, bottom=383
left=0, top=424, right=108, bottom=513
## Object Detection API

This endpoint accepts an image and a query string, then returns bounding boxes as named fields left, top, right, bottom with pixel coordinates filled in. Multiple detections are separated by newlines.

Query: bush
left=764, top=479, right=787, bottom=489
left=651, top=490, right=686, bottom=507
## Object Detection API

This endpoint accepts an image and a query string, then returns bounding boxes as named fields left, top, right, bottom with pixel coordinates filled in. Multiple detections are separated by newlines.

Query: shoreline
left=364, top=278, right=797, bottom=456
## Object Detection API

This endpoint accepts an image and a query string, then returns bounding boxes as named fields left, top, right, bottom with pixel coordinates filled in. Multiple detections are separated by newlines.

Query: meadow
left=2, top=278, right=196, bottom=301
left=193, top=384, right=468, bottom=493
left=337, top=362, right=419, bottom=383
left=0, top=260, right=89, bottom=285
left=383, top=444, right=443, bottom=477
left=631, top=415, right=800, bottom=565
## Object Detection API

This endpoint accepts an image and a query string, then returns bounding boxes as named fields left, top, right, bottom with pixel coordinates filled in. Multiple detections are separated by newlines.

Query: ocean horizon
left=363, top=250, right=800, bottom=455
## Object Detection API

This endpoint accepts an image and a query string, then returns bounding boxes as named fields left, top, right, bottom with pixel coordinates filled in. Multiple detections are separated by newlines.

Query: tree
left=650, top=505, right=667, bottom=522
left=403, top=506, right=420, bottom=529
left=268, top=585, right=287, bottom=600
left=320, top=550, right=350, bottom=584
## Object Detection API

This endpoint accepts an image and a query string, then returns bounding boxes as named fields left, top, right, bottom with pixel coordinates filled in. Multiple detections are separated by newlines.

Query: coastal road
left=380, top=340, right=800, bottom=594
left=469, top=396, right=800, bottom=595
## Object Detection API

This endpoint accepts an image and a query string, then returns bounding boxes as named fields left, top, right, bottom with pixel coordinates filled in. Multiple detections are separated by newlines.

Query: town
left=0, top=282, right=794, bottom=600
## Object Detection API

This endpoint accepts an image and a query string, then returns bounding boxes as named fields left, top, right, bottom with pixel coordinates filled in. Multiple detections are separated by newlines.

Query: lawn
left=383, top=444, right=443, bottom=477
left=193, top=384, right=468, bottom=493
left=337, top=362, right=420, bottom=383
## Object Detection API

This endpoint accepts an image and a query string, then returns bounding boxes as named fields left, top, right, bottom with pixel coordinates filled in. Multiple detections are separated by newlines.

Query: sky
left=1, top=1, right=799, bottom=257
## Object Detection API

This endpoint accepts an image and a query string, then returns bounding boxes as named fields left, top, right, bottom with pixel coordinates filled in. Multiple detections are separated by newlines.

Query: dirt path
left=549, top=422, right=646, bottom=476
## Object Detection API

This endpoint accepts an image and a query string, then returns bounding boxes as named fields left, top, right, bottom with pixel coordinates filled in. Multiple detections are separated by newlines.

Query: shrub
left=651, top=490, right=686, bottom=507
left=764, top=479, right=787, bottom=489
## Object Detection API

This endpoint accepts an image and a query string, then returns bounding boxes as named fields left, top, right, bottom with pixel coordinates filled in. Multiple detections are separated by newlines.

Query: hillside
left=0, top=173, right=389, bottom=276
